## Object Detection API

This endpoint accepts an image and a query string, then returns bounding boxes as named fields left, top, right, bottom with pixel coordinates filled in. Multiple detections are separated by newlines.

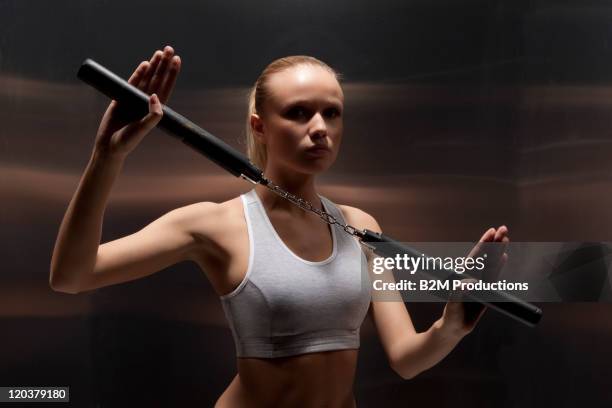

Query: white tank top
left=220, top=188, right=372, bottom=358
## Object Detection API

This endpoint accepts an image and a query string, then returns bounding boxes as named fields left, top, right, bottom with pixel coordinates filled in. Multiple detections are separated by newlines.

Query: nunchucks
left=77, top=58, right=542, bottom=327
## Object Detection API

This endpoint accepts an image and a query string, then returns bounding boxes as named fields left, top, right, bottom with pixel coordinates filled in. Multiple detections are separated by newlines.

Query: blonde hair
left=245, top=56, right=342, bottom=170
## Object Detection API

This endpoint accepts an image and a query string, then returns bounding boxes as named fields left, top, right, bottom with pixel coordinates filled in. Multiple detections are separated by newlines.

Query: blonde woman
left=50, top=45, right=509, bottom=407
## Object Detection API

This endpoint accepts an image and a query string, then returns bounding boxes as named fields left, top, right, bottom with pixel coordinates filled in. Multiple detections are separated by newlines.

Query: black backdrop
left=1, top=0, right=612, bottom=406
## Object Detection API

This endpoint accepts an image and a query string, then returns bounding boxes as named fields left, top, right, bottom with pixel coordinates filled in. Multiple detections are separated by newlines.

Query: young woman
left=50, top=45, right=509, bottom=407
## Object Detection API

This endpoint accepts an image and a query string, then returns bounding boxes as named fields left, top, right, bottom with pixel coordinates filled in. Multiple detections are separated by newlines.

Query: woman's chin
left=295, top=159, right=334, bottom=175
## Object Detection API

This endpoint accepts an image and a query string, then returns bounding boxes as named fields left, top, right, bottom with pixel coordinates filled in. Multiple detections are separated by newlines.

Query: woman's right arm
left=50, top=45, right=195, bottom=294
left=49, top=150, right=212, bottom=294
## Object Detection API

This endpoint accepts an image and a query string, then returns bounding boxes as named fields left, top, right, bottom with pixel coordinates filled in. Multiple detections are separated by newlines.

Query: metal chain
left=258, top=176, right=366, bottom=239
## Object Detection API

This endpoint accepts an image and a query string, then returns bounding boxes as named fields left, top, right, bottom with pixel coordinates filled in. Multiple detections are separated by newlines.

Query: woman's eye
left=286, top=106, right=309, bottom=119
left=325, top=108, right=341, bottom=118
left=285, top=106, right=341, bottom=120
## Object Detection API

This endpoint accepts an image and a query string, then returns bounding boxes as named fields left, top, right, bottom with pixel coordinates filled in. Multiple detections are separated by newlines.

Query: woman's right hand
left=93, top=45, right=181, bottom=159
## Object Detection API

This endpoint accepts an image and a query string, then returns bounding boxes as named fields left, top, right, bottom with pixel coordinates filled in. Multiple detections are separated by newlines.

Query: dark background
left=1, top=0, right=612, bottom=406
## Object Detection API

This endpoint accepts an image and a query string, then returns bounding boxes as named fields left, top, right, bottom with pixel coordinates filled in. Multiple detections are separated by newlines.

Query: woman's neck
left=254, top=165, right=322, bottom=216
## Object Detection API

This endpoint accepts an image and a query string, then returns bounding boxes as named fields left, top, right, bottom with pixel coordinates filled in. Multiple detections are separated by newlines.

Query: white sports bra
left=219, top=188, right=372, bottom=358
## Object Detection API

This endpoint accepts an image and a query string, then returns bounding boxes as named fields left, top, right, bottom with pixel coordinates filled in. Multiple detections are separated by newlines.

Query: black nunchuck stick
left=359, top=229, right=543, bottom=327
left=77, top=58, right=266, bottom=185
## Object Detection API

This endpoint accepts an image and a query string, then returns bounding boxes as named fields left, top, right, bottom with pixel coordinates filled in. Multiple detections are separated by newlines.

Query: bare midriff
left=214, top=349, right=359, bottom=408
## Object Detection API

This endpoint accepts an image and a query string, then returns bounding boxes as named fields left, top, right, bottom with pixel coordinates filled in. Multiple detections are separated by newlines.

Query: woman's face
left=252, top=64, right=344, bottom=175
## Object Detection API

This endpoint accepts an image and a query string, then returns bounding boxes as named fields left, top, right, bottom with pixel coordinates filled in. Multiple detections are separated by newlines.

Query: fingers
left=479, top=227, right=496, bottom=243
left=135, top=50, right=163, bottom=90
left=466, top=226, right=509, bottom=279
left=127, top=60, right=150, bottom=86
left=148, top=46, right=175, bottom=95
left=130, top=46, right=181, bottom=104
left=477, top=225, right=510, bottom=243
left=494, top=225, right=508, bottom=242
left=157, top=55, right=181, bottom=102
left=483, top=238, right=509, bottom=282
left=467, top=228, right=493, bottom=258
left=471, top=225, right=509, bottom=254
left=492, top=226, right=509, bottom=278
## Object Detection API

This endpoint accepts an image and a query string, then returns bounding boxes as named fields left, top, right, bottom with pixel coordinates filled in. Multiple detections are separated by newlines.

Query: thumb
left=138, top=93, right=164, bottom=131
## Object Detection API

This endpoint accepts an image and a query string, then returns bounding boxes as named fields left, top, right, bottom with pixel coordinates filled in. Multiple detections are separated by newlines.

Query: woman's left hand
left=439, top=226, right=510, bottom=338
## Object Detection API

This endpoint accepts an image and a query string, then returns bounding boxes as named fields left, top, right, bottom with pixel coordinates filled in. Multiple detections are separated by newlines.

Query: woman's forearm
left=49, top=148, right=126, bottom=293
left=391, top=317, right=464, bottom=380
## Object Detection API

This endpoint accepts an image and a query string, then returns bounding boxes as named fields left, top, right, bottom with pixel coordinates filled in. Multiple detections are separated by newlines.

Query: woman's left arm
left=342, top=206, right=508, bottom=380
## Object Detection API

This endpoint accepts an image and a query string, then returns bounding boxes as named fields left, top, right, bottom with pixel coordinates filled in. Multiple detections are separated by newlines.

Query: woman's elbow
left=49, top=270, right=81, bottom=294
left=391, top=361, right=421, bottom=380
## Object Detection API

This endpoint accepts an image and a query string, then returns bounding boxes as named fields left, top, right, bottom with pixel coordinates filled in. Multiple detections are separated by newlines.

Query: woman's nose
left=309, top=113, right=328, bottom=139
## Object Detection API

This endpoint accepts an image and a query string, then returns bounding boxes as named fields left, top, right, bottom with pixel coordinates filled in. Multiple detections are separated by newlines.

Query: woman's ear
left=250, top=113, right=266, bottom=144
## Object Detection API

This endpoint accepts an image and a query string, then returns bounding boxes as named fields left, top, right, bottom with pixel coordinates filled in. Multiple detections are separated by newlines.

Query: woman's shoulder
left=167, top=194, right=244, bottom=237
left=174, top=193, right=243, bottom=215
left=335, top=203, right=382, bottom=233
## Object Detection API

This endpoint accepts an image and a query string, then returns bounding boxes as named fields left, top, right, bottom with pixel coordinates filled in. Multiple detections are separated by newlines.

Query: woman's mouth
left=305, top=145, right=331, bottom=157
